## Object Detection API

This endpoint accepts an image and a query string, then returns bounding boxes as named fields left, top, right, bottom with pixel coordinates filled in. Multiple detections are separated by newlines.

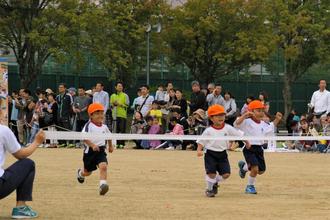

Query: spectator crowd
left=6, top=79, right=330, bottom=153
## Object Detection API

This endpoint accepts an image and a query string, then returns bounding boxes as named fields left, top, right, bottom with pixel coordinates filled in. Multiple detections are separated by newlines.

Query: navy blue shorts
left=243, top=145, right=266, bottom=172
left=83, top=147, right=108, bottom=172
left=204, top=149, right=230, bottom=175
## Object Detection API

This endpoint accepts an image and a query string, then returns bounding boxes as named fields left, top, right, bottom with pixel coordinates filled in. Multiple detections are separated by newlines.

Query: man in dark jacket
left=189, top=81, right=206, bottom=115
left=56, top=83, right=73, bottom=147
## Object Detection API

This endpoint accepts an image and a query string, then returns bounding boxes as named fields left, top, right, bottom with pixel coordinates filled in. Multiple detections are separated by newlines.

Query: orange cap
left=248, top=100, right=265, bottom=111
left=88, top=103, right=104, bottom=115
left=207, top=104, right=226, bottom=116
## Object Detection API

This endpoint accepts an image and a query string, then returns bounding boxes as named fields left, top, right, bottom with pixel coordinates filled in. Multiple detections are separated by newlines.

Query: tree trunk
left=282, top=73, right=293, bottom=120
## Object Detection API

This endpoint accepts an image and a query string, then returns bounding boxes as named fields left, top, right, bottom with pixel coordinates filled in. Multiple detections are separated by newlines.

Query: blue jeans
left=29, top=123, right=39, bottom=144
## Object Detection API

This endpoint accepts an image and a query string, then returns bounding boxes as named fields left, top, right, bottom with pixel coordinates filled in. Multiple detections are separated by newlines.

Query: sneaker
left=245, top=185, right=257, bottom=194
left=99, top=184, right=109, bottom=195
left=175, top=145, right=182, bottom=150
left=238, top=160, right=247, bottom=179
left=67, top=144, right=75, bottom=148
left=213, top=183, right=219, bottom=195
left=165, top=146, right=175, bottom=150
left=205, top=189, right=215, bottom=197
left=77, top=168, right=85, bottom=184
left=12, top=206, right=38, bottom=219
left=58, top=144, right=67, bottom=148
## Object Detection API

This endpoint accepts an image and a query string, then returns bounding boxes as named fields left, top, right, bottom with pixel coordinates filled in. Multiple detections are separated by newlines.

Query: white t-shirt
left=0, top=125, right=21, bottom=177
left=196, top=124, right=244, bottom=152
left=82, top=121, right=111, bottom=153
left=234, top=118, right=275, bottom=145
left=136, top=95, right=154, bottom=117
left=310, top=89, right=330, bottom=114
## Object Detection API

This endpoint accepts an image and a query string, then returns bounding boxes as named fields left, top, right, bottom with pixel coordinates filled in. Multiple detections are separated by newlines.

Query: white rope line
left=44, top=131, right=330, bottom=141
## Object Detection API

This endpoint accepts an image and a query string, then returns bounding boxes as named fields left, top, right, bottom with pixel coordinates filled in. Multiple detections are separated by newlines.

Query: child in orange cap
left=234, top=100, right=282, bottom=194
left=197, top=104, right=247, bottom=197
left=76, top=103, right=114, bottom=196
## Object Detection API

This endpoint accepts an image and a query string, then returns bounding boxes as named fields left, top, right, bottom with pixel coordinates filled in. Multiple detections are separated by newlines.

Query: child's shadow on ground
left=0, top=217, right=11, bottom=220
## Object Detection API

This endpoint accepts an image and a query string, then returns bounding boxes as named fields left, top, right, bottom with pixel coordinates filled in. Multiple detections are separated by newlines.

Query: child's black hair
left=170, top=117, right=179, bottom=123
left=145, top=116, right=154, bottom=122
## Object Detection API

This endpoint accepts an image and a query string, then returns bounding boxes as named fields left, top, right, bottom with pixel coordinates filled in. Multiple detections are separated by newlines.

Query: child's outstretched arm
left=197, top=144, right=204, bottom=157
left=108, top=140, right=114, bottom=153
left=235, top=111, right=254, bottom=126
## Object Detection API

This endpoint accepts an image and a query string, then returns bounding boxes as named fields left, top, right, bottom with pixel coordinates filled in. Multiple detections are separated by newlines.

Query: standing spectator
left=68, top=87, right=76, bottom=102
left=131, top=89, right=141, bottom=111
left=206, top=85, right=225, bottom=107
left=189, top=81, right=206, bottom=115
left=93, top=82, right=109, bottom=117
left=207, top=83, right=215, bottom=95
left=73, top=86, right=91, bottom=133
left=29, top=91, right=47, bottom=144
left=24, top=90, right=35, bottom=144
left=14, top=89, right=27, bottom=145
left=110, top=82, right=129, bottom=149
left=136, top=85, right=154, bottom=118
left=155, top=85, right=166, bottom=102
left=223, top=91, right=237, bottom=125
left=164, top=82, right=174, bottom=103
left=241, top=96, right=254, bottom=115
left=10, top=91, right=19, bottom=140
left=45, top=93, right=58, bottom=148
left=56, top=83, right=74, bottom=148
left=259, top=91, right=270, bottom=112
left=172, top=89, right=188, bottom=118
left=310, top=79, right=330, bottom=117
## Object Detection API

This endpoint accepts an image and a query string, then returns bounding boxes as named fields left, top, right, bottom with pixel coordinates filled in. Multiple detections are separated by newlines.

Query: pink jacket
left=170, top=124, right=184, bottom=135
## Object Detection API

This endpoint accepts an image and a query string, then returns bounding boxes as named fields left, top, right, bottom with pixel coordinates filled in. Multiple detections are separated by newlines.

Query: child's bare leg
left=98, top=162, right=107, bottom=181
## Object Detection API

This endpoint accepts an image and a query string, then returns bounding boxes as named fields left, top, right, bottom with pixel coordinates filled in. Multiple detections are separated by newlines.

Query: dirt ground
left=1, top=149, right=330, bottom=220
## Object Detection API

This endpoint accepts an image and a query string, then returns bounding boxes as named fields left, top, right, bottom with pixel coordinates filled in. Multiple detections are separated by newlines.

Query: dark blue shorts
left=83, top=147, right=108, bottom=172
left=243, top=145, right=266, bottom=172
left=204, top=149, right=230, bottom=175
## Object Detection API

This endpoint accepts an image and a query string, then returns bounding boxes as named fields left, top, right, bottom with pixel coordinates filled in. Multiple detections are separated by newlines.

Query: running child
left=76, top=103, right=114, bottom=195
left=197, top=105, right=247, bottom=197
left=234, top=100, right=282, bottom=194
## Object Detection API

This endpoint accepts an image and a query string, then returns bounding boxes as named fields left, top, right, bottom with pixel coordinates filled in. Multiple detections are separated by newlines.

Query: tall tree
left=163, top=0, right=276, bottom=83
left=0, top=0, right=82, bottom=87
left=81, top=0, right=168, bottom=84
left=265, top=0, right=330, bottom=117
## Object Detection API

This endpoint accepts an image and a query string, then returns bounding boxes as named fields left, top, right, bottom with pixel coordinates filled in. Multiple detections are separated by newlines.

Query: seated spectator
left=187, top=109, right=207, bottom=150
left=155, top=117, right=184, bottom=150
left=140, top=116, right=154, bottom=149
left=148, top=117, right=162, bottom=149
left=294, top=119, right=318, bottom=152
left=130, top=111, right=146, bottom=149
left=147, top=101, right=163, bottom=126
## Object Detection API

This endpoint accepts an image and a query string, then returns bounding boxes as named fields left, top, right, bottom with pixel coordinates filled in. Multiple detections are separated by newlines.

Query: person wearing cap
left=76, top=103, right=114, bottom=196
left=234, top=100, right=282, bottom=194
left=189, top=81, right=206, bottom=115
left=196, top=104, right=246, bottom=197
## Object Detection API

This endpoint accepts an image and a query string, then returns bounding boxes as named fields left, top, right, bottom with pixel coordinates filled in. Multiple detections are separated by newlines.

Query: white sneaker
left=175, top=145, right=182, bottom=150
left=166, top=146, right=175, bottom=150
